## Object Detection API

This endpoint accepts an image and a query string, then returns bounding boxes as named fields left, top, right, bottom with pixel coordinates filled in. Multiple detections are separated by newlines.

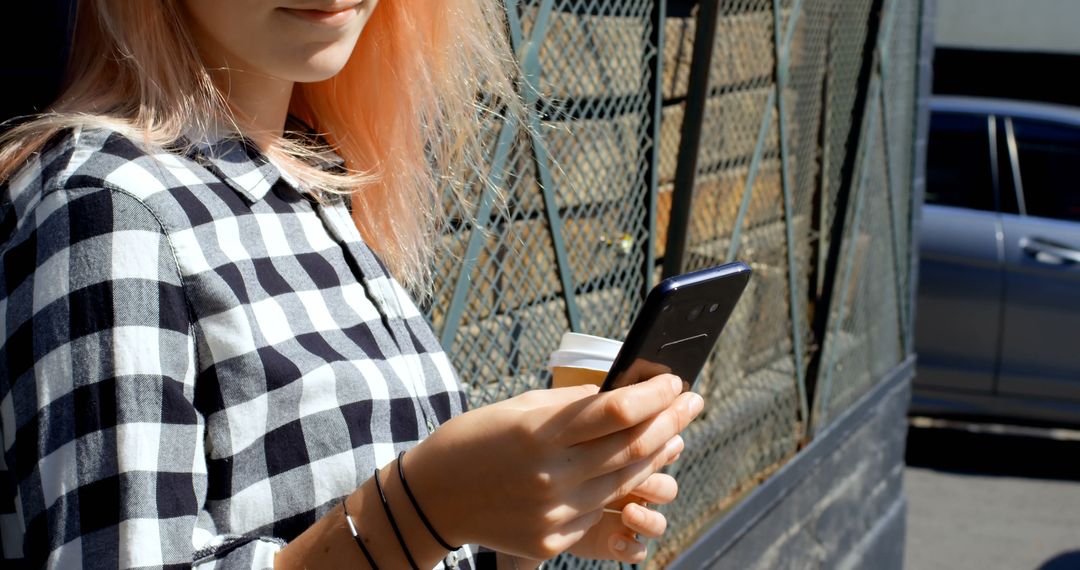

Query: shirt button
left=446, top=551, right=459, bottom=566
left=427, top=419, right=436, bottom=433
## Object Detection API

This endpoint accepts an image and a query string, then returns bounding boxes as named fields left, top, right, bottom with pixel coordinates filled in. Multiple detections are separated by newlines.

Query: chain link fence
left=810, top=0, right=921, bottom=430
left=426, top=0, right=925, bottom=566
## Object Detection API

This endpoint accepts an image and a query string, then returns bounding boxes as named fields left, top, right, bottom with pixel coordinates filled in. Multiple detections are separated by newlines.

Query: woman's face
left=182, top=0, right=378, bottom=84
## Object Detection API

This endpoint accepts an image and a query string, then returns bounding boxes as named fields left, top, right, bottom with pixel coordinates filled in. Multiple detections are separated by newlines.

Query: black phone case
left=600, top=262, right=752, bottom=392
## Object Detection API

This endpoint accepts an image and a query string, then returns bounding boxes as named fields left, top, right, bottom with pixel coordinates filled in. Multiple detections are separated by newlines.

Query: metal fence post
left=772, top=0, right=811, bottom=428
left=509, top=0, right=584, bottom=332
left=641, top=0, right=665, bottom=300
left=518, top=0, right=587, bottom=332
left=439, top=120, right=519, bottom=350
left=874, top=0, right=912, bottom=357
left=908, top=0, right=936, bottom=353
left=663, top=0, right=721, bottom=279
left=724, top=88, right=777, bottom=263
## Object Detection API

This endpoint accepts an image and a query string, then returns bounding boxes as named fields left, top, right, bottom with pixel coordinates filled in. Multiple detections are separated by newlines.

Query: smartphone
left=600, top=261, right=751, bottom=392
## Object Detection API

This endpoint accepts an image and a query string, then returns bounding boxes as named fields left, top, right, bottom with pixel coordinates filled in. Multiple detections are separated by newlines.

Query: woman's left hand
left=565, top=471, right=679, bottom=563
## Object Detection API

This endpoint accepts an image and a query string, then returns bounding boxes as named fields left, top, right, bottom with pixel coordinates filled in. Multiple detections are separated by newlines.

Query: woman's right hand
left=404, top=373, right=704, bottom=560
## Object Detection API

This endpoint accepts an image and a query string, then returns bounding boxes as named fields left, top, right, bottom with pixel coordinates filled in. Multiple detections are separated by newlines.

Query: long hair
left=0, top=0, right=518, bottom=292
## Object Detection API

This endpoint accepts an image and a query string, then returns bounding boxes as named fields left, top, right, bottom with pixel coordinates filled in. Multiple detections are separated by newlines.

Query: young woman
left=0, top=1, right=704, bottom=568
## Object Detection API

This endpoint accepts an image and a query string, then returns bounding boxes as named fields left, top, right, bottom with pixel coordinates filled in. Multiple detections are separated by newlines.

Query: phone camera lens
left=709, top=303, right=719, bottom=313
left=687, top=305, right=703, bottom=321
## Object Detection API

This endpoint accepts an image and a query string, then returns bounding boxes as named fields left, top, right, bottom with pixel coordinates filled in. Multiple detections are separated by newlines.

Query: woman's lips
left=280, top=3, right=361, bottom=26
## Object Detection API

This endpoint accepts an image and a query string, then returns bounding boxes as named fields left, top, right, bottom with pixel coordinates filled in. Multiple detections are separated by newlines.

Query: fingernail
left=687, top=393, right=704, bottom=415
left=613, top=538, right=628, bottom=552
left=669, top=376, right=683, bottom=394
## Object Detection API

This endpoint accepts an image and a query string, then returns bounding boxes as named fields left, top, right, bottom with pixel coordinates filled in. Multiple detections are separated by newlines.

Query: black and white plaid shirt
left=0, top=126, right=480, bottom=569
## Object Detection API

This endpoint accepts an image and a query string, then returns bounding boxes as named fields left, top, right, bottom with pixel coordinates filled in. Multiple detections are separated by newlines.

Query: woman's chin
left=282, top=50, right=355, bottom=84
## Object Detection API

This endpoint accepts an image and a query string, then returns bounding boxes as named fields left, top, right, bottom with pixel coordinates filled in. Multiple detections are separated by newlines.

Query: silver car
left=911, top=96, right=1080, bottom=426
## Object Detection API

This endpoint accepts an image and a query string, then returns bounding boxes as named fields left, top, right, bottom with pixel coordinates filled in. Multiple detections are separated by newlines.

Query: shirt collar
left=188, top=136, right=282, bottom=203
left=183, top=121, right=346, bottom=203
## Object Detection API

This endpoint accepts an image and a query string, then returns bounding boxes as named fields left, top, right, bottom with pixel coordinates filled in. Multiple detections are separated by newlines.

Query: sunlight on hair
left=0, top=0, right=521, bottom=294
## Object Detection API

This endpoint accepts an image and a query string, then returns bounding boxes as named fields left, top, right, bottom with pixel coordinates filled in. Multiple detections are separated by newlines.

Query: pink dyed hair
left=0, top=0, right=518, bottom=291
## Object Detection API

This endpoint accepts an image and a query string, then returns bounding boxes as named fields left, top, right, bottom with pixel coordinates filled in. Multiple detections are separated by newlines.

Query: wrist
left=403, top=420, right=473, bottom=547
left=377, top=455, right=461, bottom=565
left=277, top=462, right=454, bottom=569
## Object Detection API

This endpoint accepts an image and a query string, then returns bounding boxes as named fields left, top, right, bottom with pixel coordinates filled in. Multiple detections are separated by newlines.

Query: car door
left=997, top=116, right=1080, bottom=400
left=914, top=110, right=1004, bottom=393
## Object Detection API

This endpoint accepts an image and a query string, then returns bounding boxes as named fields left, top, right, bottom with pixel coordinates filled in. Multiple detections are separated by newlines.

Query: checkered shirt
left=0, top=126, right=484, bottom=569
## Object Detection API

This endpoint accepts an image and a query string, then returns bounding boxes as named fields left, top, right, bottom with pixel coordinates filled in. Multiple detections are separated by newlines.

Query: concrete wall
left=936, top=0, right=1080, bottom=54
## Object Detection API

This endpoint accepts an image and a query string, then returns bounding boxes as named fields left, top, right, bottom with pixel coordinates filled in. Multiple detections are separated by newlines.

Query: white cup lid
left=548, top=332, right=622, bottom=370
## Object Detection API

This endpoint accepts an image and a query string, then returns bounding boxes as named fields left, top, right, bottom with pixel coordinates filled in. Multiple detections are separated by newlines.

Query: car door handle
left=1020, top=236, right=1080, bottom=264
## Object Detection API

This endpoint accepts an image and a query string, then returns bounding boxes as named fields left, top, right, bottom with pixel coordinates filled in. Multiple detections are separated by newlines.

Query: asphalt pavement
left=904, top=424, right=1080, bottom=570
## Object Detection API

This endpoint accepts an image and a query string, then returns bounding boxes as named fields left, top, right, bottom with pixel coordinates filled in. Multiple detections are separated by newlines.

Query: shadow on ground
left=905, top=426, right=1080, bottom=481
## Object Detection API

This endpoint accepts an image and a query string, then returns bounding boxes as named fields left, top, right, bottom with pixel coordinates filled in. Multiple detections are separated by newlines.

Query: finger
left=541, top=509, right=604, bottom=558
left=609, top=532, right=648, bottom=563
left=626, top=472, right=678, bottom=505
left=604, top=494, right=646, bottom=512
left=621, top=502, right=667, bottom=538
left=546, top=374, right=685, bottom=446
left=572, top=437, right=681, bottom=513
left=588, top=463, right=678, bottom=516
left=568, top=390, right=702, bottom=476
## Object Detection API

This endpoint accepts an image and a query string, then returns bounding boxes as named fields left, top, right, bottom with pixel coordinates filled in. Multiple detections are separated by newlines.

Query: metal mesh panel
left=881, top=0, right=920, bottom=351
left=815, top=84, right=902, bottom=423
left=428, top=0, right=659, bottom=405
left=813, top=0, right=875, bottom=300
left=428, top=3, right=660, bottom=567
left=812, top=0, right=920, bottom=428
left=424, top=0, right=924, bottom=566
left=651, top=4, right=804, bottom=564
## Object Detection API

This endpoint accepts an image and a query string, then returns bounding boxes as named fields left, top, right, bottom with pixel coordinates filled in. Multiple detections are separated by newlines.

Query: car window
left=1011, top=117, right=1080, bottom=222
left=925, top=112, right=995, bottom=211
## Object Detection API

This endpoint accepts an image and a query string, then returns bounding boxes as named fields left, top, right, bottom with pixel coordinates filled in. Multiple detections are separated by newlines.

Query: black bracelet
left=397, top=450, right=461, bottom=551
left=374, top=466, right=420, bottom=570
left=342, top=498, right=379, bottom=569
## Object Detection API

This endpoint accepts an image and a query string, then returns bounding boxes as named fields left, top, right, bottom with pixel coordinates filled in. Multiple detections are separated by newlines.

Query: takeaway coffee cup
left=548, top=332, right=623, bottom=388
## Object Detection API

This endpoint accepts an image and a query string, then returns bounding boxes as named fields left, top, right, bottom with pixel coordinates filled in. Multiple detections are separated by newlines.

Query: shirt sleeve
left=0, top=187, right=282, bottom=569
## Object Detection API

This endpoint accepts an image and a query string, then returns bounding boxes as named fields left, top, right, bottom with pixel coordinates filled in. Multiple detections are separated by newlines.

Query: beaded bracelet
left=342, top=498, right=379, bottom=569
left=374, top=466, right=420, bottom=570
left=396, top=450, right=462, bottom=552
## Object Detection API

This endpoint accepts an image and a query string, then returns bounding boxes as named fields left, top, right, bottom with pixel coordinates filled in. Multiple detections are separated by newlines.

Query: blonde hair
left=0, top=0, right=518, bottom=292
